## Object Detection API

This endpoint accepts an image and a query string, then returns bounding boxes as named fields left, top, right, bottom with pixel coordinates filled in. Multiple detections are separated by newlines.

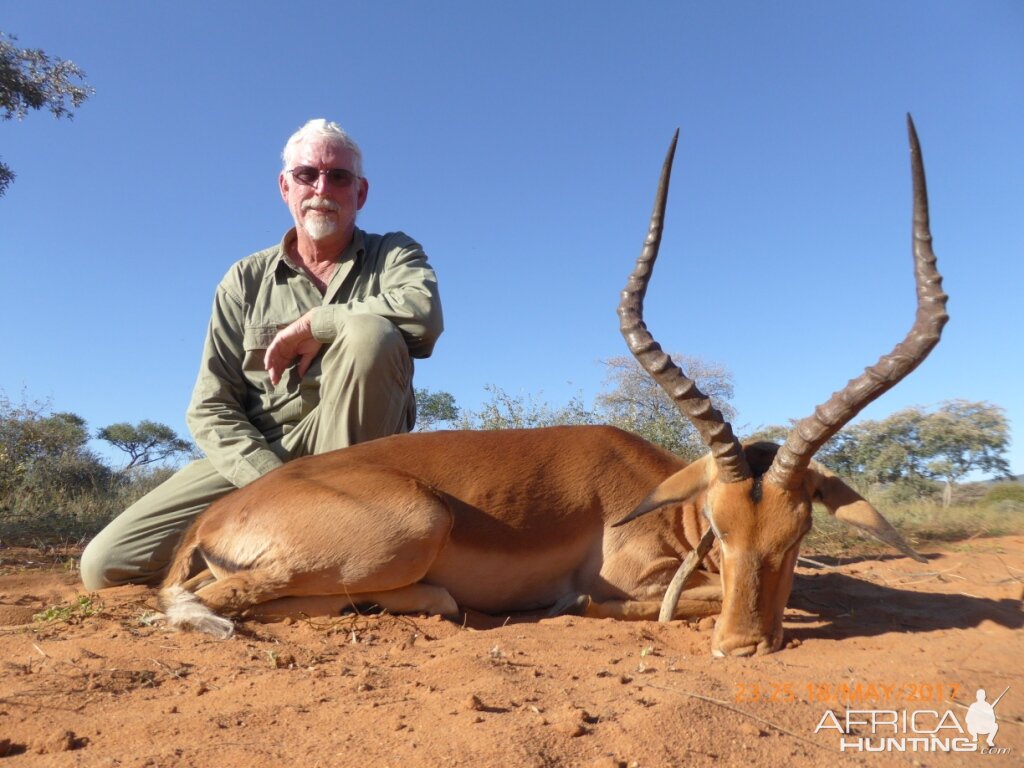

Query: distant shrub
left=1, top=393, right=188, bottom=546
left=981, top=482, right=1024, bottom=511
left=806, top=491, right=1024, bottom=557
left=867, top=477, right=942, bottom=507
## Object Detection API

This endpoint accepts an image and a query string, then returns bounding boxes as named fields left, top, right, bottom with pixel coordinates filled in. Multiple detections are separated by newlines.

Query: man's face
left=279, top=139, right=368, bottom=244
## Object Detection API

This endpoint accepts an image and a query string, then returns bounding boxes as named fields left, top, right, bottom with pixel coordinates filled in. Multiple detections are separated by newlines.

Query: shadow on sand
left=787, top=562, right=1023, bottom=643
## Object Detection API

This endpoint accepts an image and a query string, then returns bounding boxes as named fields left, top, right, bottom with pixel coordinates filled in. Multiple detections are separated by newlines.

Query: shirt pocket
left=241, top=323, right=281, bottom=372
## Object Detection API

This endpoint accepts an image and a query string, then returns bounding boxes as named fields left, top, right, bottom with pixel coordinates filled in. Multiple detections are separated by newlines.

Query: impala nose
left=712, top=630, right=783, bottom=657
left=712, top=642, right=758, bottom=658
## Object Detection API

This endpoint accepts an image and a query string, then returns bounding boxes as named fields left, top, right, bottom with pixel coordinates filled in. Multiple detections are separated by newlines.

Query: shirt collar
left=274, top=228, right=366, bottom=277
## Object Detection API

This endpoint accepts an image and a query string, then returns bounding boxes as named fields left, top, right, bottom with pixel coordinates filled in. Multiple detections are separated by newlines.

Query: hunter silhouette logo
left=814, top=684, right=1012, bottom=754
left=965, top=687, right=1008, bottom=748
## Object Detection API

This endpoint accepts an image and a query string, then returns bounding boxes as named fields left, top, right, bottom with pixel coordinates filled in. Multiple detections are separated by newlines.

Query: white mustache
left=302, top=197, right=340, bottom=212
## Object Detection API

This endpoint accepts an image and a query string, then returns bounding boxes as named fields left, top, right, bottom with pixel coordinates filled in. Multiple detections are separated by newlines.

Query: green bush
left=1, top=393, right=189, bottom=546
left=981, top=482, right=1024, bottom=511
left=869, top=478, right=943, bottom=507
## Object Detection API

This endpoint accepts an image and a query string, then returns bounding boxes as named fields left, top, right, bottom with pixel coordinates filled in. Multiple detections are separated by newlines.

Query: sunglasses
left=287, top=166, right=360, bottom=188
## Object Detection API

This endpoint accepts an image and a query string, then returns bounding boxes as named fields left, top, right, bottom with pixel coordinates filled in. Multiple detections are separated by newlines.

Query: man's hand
left=264, top=311, right=323, bottom=386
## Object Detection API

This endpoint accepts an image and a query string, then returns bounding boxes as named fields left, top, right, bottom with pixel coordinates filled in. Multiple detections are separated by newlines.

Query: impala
left=160, top=117, right=946, bottom=656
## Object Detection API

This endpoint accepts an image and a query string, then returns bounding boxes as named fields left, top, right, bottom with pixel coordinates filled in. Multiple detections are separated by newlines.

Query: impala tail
left=157, top=525, right=234, bottom=639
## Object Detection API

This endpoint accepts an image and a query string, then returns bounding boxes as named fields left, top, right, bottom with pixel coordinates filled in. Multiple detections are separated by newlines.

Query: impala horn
left=618, top=130, right=752, bottom=485
left=764, top=115, right=949, bottom=490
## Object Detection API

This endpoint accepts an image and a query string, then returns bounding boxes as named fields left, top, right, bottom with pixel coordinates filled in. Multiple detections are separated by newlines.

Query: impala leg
left=248, top=582, right=459, bottom=621
left=183, top=471, right=455, bottom=620
left=193, top=569, right=294, bottom=616
left=565, top=585, right=722, bottom=621
left=662, top=585, right=721, bottom=619
left=193, top=557, right=459, bottom=619
left=584, top=598, right=663, bottom=620
left=181, top=568, right=216, bottom=592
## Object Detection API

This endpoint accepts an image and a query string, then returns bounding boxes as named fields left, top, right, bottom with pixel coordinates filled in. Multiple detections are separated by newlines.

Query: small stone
left=464, top=694, right=485, bottom=711
left=697, top=617, right=716, bottom=631
left=738, top=722, right=766, bottom=738
left=35, top=730, right=77, bottom=754
left=556, top=721, right=587, bottom=738
left=273, top=652, right=295, bottom=669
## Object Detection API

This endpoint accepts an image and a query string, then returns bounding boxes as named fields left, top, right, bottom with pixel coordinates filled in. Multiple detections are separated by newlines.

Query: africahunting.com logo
left=814, top=686, right=1011, bottom=754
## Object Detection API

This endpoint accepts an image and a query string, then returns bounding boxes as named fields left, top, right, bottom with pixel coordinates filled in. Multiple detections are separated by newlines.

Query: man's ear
left=807, top=462, right=927, bottom=563
left=356, top=177, right=369, bottom=209
left=279, top=171, right=290, bottom=202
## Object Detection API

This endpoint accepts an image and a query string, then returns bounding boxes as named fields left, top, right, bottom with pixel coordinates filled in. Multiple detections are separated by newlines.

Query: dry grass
left=804, top=496, right=1024, bottom=559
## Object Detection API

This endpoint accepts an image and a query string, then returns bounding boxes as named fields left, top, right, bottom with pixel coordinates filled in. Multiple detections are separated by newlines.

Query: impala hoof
left=548, top=593, right=590, bottom=617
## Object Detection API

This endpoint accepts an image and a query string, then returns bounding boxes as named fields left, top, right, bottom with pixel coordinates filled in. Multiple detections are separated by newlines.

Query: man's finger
left=298, top=350, right=317, bottom=379
left=264, top=343, right=285, bottom=373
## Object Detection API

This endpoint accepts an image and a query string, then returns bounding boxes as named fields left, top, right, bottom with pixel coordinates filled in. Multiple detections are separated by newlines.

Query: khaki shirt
left=187, top=228, right=443, bottom=488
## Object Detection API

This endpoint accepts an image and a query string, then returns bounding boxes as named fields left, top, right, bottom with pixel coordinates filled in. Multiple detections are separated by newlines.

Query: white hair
left=282, top=119, right=363, bottom=176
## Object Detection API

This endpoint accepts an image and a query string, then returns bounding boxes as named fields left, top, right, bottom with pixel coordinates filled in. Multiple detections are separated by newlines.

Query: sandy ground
left=0, top=537, right=1021, bottom=767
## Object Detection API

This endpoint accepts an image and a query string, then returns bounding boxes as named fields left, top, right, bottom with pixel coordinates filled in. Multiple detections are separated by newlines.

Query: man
left=81, top=119, right=443, bottom=590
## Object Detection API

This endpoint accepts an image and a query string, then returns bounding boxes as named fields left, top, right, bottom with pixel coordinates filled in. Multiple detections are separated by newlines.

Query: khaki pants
left=81, top=314, right=414, bottom=590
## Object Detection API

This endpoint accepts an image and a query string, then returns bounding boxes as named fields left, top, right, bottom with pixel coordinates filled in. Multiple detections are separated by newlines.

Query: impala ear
left=808, top=464, right=927, bottom=563
left=613, top=457, right=714, bottom=527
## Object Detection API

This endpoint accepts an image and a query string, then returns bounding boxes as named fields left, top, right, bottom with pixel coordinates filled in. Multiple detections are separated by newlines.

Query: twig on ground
left=894, top=566, right=965, bottom=585
left=149, top=657, right=191, bottom=681
left=994, top=554, right=1024, bottom=585
left=797, top=557, right=835, bottom=570
left=644, top=684, right=831, bottom=753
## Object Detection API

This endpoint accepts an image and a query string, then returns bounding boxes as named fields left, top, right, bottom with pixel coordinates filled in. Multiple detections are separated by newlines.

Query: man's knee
left=81, top=525, right=178, bottom=590
left=79, top=459, right=229, bottom=590
left=327, top=314, right=410, bottom=381
left=80, top=533, right=132, bottom=590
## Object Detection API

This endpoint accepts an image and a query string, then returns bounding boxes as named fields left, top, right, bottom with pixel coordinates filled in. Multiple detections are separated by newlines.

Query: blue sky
left=2, top=1, right=1022, bottom=475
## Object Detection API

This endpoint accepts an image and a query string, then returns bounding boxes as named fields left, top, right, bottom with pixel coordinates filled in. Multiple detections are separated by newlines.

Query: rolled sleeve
left=310, top=234, right=443, bottom=358
left=186, top=280, right=284, bottom=487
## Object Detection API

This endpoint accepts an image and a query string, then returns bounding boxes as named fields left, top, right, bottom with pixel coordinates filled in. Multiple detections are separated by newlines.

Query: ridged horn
left=618, top=131, right=751, bottom=484
left=765, top=115, right=949, bottom=489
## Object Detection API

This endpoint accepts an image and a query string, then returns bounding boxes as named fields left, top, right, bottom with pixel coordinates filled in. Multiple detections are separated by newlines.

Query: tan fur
left=159, top=427, right=724, bottom=634
left=158, top=428, right=914, bottom=657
